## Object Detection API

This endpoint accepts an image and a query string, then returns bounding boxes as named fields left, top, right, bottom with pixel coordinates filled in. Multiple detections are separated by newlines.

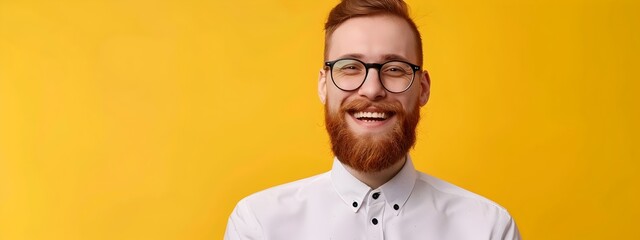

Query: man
left=225, top=0, right=521, bottom=239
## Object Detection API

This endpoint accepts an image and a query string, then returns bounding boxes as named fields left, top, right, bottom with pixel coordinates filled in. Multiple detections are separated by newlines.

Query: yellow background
left=1, top=0, right=638, bottom=239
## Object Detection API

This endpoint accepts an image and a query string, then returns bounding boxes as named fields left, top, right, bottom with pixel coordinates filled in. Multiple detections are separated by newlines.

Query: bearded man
left=225, top=0, right=520, bottom=239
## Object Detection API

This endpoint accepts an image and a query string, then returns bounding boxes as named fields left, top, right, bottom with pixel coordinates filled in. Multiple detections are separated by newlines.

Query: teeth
left=353, top=111, right=387, bottom=119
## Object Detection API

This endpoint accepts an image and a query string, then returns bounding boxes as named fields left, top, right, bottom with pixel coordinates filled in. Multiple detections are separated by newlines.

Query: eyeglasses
left=324, top=58, right=421, bottom=93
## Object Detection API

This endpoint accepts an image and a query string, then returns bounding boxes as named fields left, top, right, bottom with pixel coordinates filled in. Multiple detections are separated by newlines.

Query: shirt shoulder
left=242, top=171, right=332, bottom=205
left=234, top=171, right=335, bottom=222
left=225, top=172, right=335, bottom=239
left=412, top=172, right=519, bottom=239
left=417, top=171, right=509, bottom=213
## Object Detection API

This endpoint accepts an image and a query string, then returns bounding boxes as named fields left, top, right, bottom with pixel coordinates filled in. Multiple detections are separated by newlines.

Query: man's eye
left=340, top=65, right=360, bottom=70
left=383, top=66, right=408, bottom=75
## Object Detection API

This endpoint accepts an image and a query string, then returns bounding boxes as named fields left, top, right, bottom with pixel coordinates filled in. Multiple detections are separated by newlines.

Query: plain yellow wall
left=1, top=0, right=638, bottom=239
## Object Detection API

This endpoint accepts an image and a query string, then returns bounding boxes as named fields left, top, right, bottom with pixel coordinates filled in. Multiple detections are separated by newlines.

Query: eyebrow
left=336, top=53, right=412, bottom=63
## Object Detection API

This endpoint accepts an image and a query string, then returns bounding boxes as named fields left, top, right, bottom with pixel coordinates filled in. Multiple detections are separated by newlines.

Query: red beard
left=325, top=98, right=420, bottom=173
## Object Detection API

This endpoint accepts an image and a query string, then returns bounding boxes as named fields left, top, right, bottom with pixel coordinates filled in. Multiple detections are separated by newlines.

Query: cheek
left=398, top=99, right=413, bottom=113
left=326, top=89, right=349, bottom=112
left=397, top=91, right=421, bottom=112
left=327, top=101, right=340, bottom=114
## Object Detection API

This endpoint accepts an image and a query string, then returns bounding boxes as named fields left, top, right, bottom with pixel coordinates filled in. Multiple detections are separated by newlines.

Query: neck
left=344, top=156, right=407, bottom=189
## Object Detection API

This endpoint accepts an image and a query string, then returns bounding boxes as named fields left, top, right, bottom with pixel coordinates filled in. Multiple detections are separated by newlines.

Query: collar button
left=372, top=192, right=380, bottom=199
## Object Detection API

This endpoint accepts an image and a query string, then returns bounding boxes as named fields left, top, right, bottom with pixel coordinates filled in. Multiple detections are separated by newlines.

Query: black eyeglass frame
left=324, top=58, right=421, bottom=93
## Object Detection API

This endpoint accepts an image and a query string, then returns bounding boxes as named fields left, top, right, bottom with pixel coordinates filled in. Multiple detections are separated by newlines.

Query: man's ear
left=318, top=69, right=327, bottom=104
left=419, top=70, right=431, bottom=106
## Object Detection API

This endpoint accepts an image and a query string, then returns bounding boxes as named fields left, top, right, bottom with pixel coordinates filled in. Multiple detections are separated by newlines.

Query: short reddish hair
left=324, top=0, right=423, bottom=65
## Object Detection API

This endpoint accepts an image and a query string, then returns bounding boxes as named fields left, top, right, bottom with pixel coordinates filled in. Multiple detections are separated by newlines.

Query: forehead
left=327, top=15, right=418, bottom=63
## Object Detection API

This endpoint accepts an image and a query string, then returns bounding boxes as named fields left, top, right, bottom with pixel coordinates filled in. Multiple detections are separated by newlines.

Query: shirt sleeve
left=499, top=214, right=521, bottom=240
left=224, top=199, right=263, bottom=240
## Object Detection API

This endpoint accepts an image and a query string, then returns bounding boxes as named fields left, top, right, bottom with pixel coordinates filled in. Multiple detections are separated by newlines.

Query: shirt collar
left=330, top=157, right=370, bottom=213
left=378, top=155, right=418, bottom=215
left=330, top=156, right=418, bottom=215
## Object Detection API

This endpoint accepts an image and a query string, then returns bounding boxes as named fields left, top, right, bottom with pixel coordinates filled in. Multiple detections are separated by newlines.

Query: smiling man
left=224, top=0, right=520, bottom=239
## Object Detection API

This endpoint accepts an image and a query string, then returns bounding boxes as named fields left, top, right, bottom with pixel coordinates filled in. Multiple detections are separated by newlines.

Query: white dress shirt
left=225, top=156, right=521, bottom=240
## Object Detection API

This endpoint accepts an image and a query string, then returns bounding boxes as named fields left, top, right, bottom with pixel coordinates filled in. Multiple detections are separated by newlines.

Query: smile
left=347, top=109, right=397, bottom=129
left=352, top=111, right=389, bottom=122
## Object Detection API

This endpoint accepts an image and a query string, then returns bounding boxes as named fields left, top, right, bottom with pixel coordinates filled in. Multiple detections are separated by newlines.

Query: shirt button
left=393, top=204, right=400, bottom=210
left=372, top=192, right=380, bottom=199
left=372, top=218, right=378, bottom=225
left=352, top=202, right=358, bottom=208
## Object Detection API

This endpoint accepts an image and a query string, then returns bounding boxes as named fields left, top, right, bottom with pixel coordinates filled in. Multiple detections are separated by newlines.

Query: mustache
left=340, top=99, right=404, bottom=114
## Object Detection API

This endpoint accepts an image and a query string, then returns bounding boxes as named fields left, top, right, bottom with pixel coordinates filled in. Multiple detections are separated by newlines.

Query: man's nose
left=357, top=69, right=386, bottom=101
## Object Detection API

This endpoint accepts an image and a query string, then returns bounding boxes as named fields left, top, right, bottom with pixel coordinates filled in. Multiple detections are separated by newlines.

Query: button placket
left=366, top=191, right=385, bottom=240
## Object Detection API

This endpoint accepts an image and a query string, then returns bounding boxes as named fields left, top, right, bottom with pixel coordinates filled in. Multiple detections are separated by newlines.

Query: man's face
left=319, top=14, right=430, bottom=172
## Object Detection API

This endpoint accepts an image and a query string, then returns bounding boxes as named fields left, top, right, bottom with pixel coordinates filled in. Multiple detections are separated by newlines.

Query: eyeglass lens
left=331, top=59, right=414, bottom=92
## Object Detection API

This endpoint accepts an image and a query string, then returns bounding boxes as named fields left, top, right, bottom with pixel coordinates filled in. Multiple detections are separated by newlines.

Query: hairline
left=323, top=13, right=423, bottom=66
